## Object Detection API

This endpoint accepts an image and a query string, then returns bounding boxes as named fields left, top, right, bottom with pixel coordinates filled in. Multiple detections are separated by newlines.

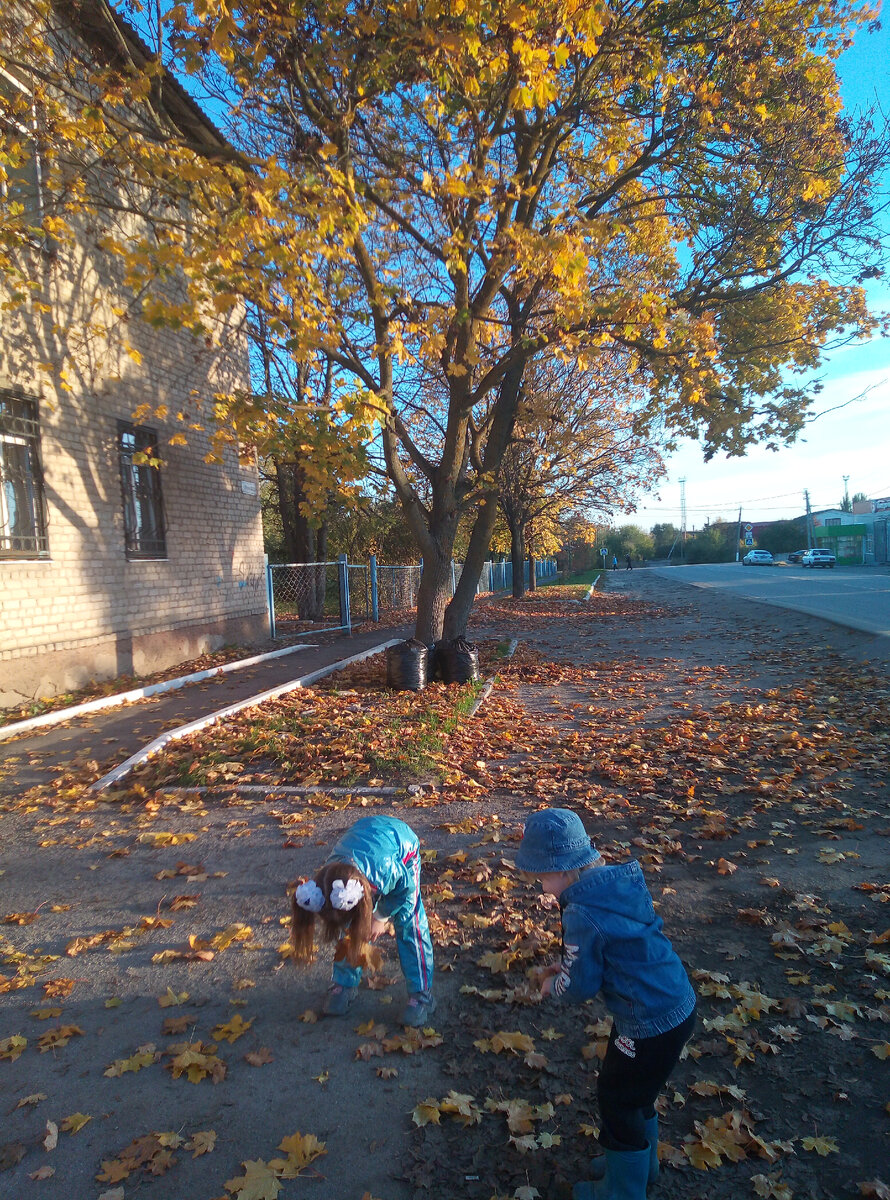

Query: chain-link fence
left=267, top=561, right=346, bottom=637
left=347, top=563, right=371, bottom=622
left=266, top=555, right=557, bottom=636
left=376, top=564, right=422, bottom=614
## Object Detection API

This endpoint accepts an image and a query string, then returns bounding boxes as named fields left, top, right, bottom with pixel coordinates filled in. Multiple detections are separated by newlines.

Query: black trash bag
left=386, top=639, right=429, bottom=691
left=436, top=636, right=481, bottom=685
left=426, top=642, right=441, bottom=681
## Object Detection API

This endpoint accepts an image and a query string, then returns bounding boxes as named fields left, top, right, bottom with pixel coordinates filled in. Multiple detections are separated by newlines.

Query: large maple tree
left=1, top=0, right=887, bottom=639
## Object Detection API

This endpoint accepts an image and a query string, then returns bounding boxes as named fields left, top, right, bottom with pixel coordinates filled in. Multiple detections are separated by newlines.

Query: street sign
left=744, top=523, right=753, bottom=532
left=745, top=536, right=754, bottom=546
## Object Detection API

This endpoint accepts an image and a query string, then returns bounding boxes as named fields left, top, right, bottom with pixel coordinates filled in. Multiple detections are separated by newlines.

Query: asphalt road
left=651, top=562, right=890, bottom=637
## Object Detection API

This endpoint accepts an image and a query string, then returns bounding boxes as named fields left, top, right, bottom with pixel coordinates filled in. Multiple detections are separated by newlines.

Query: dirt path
left=1, top=574, right=888, bottom=1200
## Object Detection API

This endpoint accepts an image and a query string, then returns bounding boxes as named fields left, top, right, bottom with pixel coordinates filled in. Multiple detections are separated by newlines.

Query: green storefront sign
left=814, top=523, right=866, bottom=565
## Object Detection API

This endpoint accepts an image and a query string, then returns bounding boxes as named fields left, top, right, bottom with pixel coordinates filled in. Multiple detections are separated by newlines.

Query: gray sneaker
left=322, top=984, right=357, bottom=1017
left=401, top=993, right=436, bottom=1027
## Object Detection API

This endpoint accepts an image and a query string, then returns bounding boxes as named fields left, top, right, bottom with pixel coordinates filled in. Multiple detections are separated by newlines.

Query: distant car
left=787, top=549, right=807, bottom=563
left=743, top=550, right=774, bottom=565
left=801, top=548, right=836, bottom=568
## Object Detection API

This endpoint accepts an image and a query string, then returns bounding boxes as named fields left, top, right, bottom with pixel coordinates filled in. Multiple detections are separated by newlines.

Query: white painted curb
left=585, top=577, right=600, bottom=599
left=467, top=636, right=518, bottom=718
left=0, top=642, right=318, bottom=742
left=89, top=638, right=402, bottom=793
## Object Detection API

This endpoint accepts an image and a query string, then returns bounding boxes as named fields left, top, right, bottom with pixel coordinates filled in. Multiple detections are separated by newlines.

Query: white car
left=743, top=550, right=774, bottom=565
left=801, top=548, right=836, bottom=568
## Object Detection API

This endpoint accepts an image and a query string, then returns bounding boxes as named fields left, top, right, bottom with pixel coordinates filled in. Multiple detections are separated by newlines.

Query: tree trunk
left=441, top=492, right=500, bottom=639
left=510, top=520, right=526, bottom=599
left=274, top=458, right=326, bottom=620
left=528, top=546, right=537, bottom=593
left=415, top=546, right=454, bottom=644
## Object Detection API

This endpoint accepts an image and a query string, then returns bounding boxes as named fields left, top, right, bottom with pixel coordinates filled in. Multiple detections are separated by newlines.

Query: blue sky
left=621, top=16, right=890, bottom=531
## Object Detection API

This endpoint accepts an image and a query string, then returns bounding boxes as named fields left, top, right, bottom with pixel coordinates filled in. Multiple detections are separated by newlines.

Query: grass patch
left=363, top=678, right=485, bottom=780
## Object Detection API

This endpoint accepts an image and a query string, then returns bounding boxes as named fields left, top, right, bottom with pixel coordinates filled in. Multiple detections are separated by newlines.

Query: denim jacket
left=326, top=816, right=421, bottom=925
left=552, top=860, right=696, bottom=1039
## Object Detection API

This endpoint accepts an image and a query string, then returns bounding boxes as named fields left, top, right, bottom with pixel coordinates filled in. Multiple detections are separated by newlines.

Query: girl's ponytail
left=290, top=890, right=317, bottom=964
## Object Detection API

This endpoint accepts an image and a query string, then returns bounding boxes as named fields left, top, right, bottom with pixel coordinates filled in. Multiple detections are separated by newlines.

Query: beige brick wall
left=0, top=230, right=267, bottom=707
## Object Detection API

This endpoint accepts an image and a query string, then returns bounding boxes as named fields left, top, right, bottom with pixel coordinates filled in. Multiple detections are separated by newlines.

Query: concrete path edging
left=467, top=635, right=518, bottom=718
left=89, top=638, right=402, bottom=793
left=0, top=641, right=318, bottom=743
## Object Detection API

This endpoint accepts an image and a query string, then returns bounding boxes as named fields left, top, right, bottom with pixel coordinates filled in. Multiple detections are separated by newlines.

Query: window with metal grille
left=118, top=421, right=167, bottom=559
left=0, top=391, right=49, bottom=558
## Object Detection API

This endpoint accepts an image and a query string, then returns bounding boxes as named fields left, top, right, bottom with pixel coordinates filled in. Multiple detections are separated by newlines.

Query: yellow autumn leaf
left=212, top=1013, right=253, bottom=1043
left=60, top=1113, right=92, bottom=1133
left=802, top=1136, right=839, bottom=1156
left=412, top=1099, right=442, bottom=1126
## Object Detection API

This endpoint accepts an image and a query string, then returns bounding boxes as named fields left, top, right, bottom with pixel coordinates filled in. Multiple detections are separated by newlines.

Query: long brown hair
left=290, top=861, right=373, bottom=968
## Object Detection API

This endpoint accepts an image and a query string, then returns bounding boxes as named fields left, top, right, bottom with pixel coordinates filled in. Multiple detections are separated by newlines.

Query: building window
left=118, top=421, right=167, bottom=559
left=0, top=69, right=43, bottom=229
left=0, top=391, right=48, bottom=558
left=824, top=518, right=841, bottom=526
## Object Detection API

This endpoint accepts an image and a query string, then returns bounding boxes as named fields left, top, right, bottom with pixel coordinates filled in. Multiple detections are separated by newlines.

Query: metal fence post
left=451, top=559, right=456, bottom=597
left=265, top=554, right=276, bottom=639
left=370, top=554, right=379, bottom=621
left=338, top=554, right=351, bottom=632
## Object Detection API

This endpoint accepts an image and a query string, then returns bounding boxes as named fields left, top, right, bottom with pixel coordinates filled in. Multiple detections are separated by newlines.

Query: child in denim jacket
left=516, top=808, right=696, bottom=1200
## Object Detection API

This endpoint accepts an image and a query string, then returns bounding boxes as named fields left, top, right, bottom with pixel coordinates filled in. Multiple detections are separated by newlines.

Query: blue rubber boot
left=644, top=1115, right=659, bottom=1184
left=572, top=1146, right=651, bottom=1200
left=588, top=1116, right=659, bottom=1187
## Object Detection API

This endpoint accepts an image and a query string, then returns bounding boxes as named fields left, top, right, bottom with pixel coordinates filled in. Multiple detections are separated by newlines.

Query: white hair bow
left=330, top=877, right=364, bottom=911
left=294, top=880, right=325, bottom=913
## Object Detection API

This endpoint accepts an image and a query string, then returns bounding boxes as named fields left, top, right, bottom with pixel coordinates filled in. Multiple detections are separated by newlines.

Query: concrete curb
left=0, top=642, right=318, bottom=742
left=89, top=638, right=402, bottom=793
left=467, top=636, right=518, bottom=718
left=153, top=784, right=421, bottom=799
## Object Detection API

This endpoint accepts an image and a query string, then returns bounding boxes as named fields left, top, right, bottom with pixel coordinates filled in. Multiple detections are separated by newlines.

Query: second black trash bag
left=436, top=636, right=481, bottom=684
left=386, top=639, right=429, bottom=691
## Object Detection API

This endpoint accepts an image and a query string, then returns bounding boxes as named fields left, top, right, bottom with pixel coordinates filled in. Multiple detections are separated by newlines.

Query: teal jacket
left=326, top=816, right=422, bottom=924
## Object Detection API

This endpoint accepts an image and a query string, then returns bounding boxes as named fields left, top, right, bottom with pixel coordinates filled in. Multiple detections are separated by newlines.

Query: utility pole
left=735, top=507, right=742, bottom=562
left=679, top=478, right=687, bottom=564
left=843, top=474, right=850, bottom=511
left=804, top=489, right=815, bottom=546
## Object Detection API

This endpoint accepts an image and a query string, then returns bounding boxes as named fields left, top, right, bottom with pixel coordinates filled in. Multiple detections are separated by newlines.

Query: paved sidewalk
left=0, top=625, right=410, bottom=798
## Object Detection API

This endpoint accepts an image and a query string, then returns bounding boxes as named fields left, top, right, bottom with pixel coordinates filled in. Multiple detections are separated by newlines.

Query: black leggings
left=597, top=1008, right=696, bottom=1151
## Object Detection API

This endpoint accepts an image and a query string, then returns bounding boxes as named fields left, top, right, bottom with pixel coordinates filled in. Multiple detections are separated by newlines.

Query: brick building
left=0, top=6, right=267, bottom=706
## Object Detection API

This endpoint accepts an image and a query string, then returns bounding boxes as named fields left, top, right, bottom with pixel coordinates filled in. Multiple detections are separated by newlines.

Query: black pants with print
left=597, top=1007, right=696, bottom=1151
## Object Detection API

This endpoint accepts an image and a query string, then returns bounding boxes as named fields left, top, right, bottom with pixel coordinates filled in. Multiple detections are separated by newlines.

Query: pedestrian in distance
left=290, top=814, right=435, bottom=1027
left=516, top=808, right=697, bottom=1200
left=625, top=555, right=633, bottom=570
left=611, top=555, right=618, bottom=570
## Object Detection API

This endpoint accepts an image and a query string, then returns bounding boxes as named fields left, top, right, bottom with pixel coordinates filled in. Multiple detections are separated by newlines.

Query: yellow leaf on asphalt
left=212, top=1013, right=253, bottom=1043
left=0, top=1035, right=27, bottom=1061
left=158, top=988, right=189, bottom=1008
left=412, top=1099, right=441, bottom=1126
left=224, top=1159, right=282, bottom=1200
left=186, top=1130, right=216, bottom=1156
left=802, top=1136, right=839, bottom=1156
left=60, top=1113, right=91, bottom=1133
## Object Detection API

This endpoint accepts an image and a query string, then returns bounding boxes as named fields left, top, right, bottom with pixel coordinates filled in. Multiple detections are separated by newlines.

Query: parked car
left=743, top=549, right=774, bottom=565
left=787, top=549, right=807, bottom=563
left=801, top=548, right=836, bottom=568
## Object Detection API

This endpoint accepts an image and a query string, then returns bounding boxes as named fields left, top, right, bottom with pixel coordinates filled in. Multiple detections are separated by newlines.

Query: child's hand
left=370, top=917, right=390, bottom=941
left=540, top=973, right=556, bottom=997
left=529, top=962, right=561, bottom=996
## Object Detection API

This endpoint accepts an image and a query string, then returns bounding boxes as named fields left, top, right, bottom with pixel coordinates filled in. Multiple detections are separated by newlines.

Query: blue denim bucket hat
left=515, top=808, right=600, bottom=873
